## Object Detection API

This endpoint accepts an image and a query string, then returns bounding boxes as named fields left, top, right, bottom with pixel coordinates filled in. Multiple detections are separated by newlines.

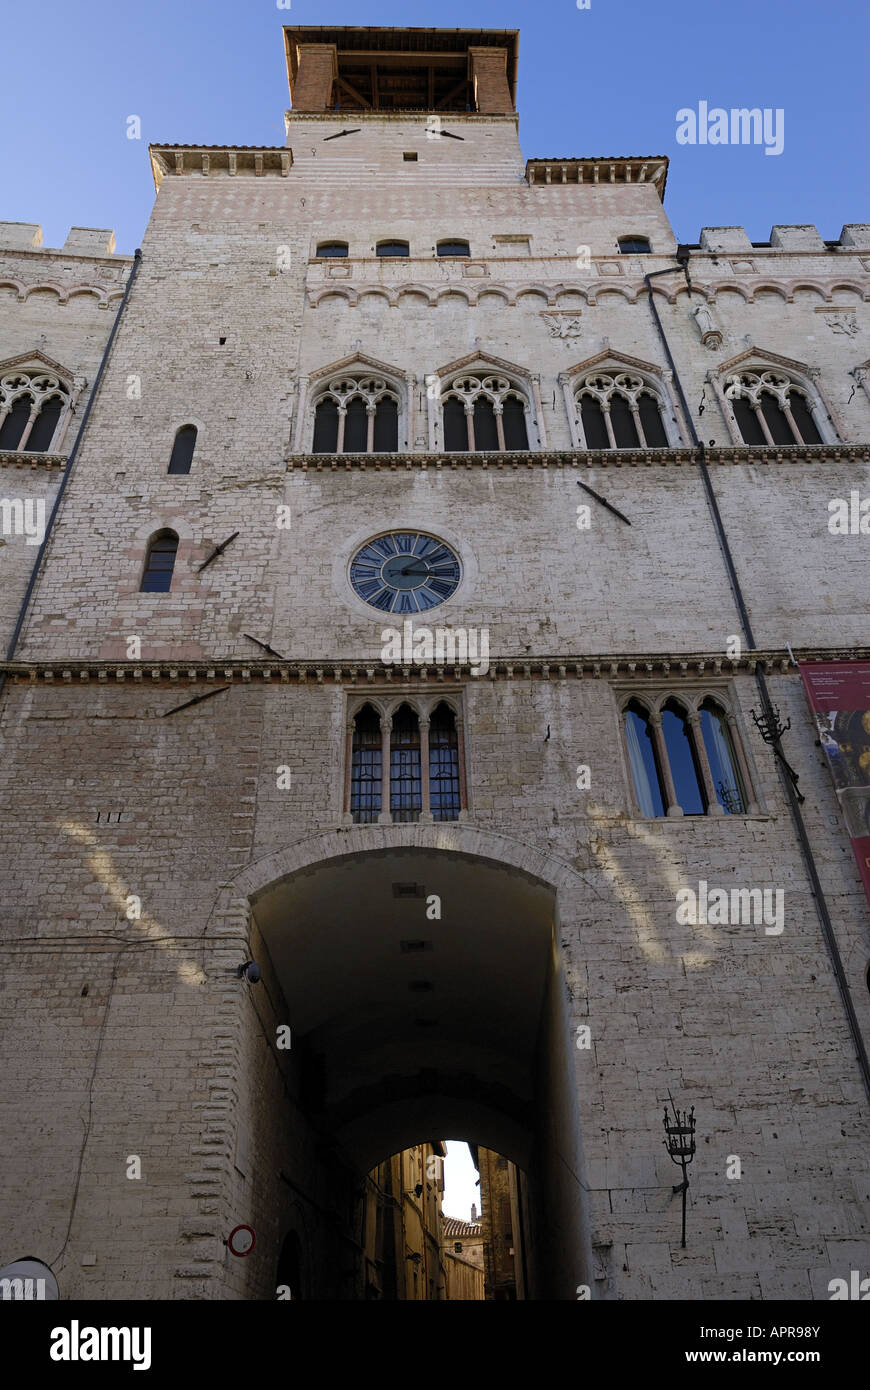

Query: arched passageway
left=237, top=829, right=592, bottom=1299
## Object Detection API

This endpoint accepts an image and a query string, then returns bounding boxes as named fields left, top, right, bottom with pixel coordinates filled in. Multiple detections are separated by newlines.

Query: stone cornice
left=525, top=158, right=668, bottom=201
left=149, top=145, right=293, bottom=191
left=286, top=443, right=870, bottom=470
left=0, top=449, right=67, bottom=469
left=3, top=648, right=866, bottom=687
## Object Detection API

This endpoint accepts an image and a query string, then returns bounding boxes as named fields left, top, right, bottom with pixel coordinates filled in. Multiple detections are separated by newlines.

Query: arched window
left=141, top=530, right=179, bottom=593
left=390, top=704, right=421, bottom=822
left=618, top=236, right=651, bottom=254
left=623, top=691, right=754, bottom=817
left=574, top=372, right=669, bottom=449
left=623, top=700, right=667, bottom=818
left=725, top=371, right=824, bottom=446
left=437, top=239, right=470, bottom=257
left=316, top=241, right=349, bottom=258
left=311, top=375, right=400, bottom=454
left=700, top=699, right=747, bottom=813
left=168, top=425, right=197, bottom=475
left=346, top=700, right=466, bottom=823
left=351, top=704, right=382, bottom=824
left=377, top=240, right=410, bottom=257
left=441, top=374, right=530, bottom=452
left=0, top=370, right=70, bottom=453
left=429, top=703, right=461, bottom=821
left=661, top=699, right=706, bottom=814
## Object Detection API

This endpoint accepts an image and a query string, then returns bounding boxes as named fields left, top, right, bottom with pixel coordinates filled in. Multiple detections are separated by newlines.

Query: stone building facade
left=1, top=25, right=869, bottom=1300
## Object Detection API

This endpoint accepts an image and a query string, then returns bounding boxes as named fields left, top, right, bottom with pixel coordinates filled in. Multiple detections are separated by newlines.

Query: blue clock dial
left=350, top=532, right=461, bottom=613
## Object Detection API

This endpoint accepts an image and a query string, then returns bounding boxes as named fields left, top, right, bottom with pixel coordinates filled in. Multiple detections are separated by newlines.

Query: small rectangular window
left=403, top=152, right=418, bottom=162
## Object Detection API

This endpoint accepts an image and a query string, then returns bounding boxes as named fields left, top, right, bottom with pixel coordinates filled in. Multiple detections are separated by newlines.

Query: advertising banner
left=800, top=660, right=870, bottom=907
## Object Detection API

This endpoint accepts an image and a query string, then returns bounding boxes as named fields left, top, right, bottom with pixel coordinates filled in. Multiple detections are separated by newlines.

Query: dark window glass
left=787, top=390, right=822, bottom=445
left=473, top=398, right=499, bottom=451
left=502, top=395, right=529, bottom=450
left=373, top=397, right=399, bottom=452
left=429, top=702, right=460, bottom=821
left=437, top=240, right=470, bottom=257
left=141, top=532, right=178, bottom=593
left=377, top=241, right=409, bottom=257
left=760, top=392, right=794, bottom=445
left=25, top=395, right=64, bottom=453
left=624, top=701, right=666, bottom=817
left=390, top=704, right=421, bottom=822
left=732, top=395, right=766, bottom=445
left=661, top=700, right=705, bottom=814
left=313, top=398, right=339, bottom=453
left=700, top=700, right=747, bottom=814
left=580, top=396, right=609, bottom=449
left=316, top=241, right=349, bottom=258
left=351, top=705, right=382, bottom=824
left=344, top=398, right=368, bottom=452
left=609, top=393, right=640, bottom=448
left=0, top=396, right=33, bottom=451
left=168, top=424, right=197, bottom=475
left=444, top=397, right=468, bottom=451
left=638, top=393, right=668, bottom=447
left=618, top=237, right=651, bottom=254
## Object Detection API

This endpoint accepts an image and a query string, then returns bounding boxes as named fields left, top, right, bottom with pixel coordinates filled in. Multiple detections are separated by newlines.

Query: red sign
left=800, top=661, right=870, bottom=906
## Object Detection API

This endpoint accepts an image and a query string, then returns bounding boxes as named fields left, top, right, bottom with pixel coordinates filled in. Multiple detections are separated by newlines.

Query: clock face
left=350, top=532, right=461, bottom=614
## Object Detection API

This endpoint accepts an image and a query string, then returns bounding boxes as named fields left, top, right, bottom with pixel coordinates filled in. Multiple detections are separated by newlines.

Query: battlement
left=0, top=223, right=121, bottom=257
left=697, top=224, right=870, bottom=252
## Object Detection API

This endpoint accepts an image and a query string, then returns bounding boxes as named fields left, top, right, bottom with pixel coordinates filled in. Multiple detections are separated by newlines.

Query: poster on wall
left=800, top=660, right=870, bottom=907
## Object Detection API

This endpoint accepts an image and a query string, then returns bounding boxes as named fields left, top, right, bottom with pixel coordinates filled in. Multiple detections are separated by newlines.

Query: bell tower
left=282, top=26, right=525, bottom=184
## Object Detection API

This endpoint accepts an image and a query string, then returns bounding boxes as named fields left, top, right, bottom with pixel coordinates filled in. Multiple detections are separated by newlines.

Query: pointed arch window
left=700, top=699, right=747, bottom=813
left=574, top=371, right=670, bottom=450
left=345, top=699, right=466, bottom=823
left=350, top=704, right=383, bottom=823
left=441, top=374, right=530, bottom=452
left=390, top=704, right=422, bottom=822
left=429, top=703, right=461, bottom=821
left=623, top=701, right=667, bottom=818
left=141, top=530, right=179, bottom=593
left=622, top=691, right=756, bottom=817
left=312, top=375, right=400, bottom=454
left=168, top=425, right=197, bottom=475
left=0, top=370, right=70, bottom=453
left=725, top=370, right=824, bottom=446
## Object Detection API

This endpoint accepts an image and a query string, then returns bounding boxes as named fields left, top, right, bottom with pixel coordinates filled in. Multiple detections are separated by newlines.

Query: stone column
left=378, top=714, right=392, bottom=824
left=649, top=713, right=682, bottom=817
left=419, top=715, right=432, bottom=823
left=686, top=711, right=723, bottom=815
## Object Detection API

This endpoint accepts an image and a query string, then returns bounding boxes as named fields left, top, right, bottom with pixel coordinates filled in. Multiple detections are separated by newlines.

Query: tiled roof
left=443, top=1216, right=482, bottom=1238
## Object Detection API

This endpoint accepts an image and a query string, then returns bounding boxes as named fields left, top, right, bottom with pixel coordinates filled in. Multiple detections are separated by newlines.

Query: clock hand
left=399, top=565, right=430, bottom=576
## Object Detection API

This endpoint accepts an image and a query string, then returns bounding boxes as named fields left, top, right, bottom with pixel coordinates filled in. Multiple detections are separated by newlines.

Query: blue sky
left=2, top=0, right=867, bottom=255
